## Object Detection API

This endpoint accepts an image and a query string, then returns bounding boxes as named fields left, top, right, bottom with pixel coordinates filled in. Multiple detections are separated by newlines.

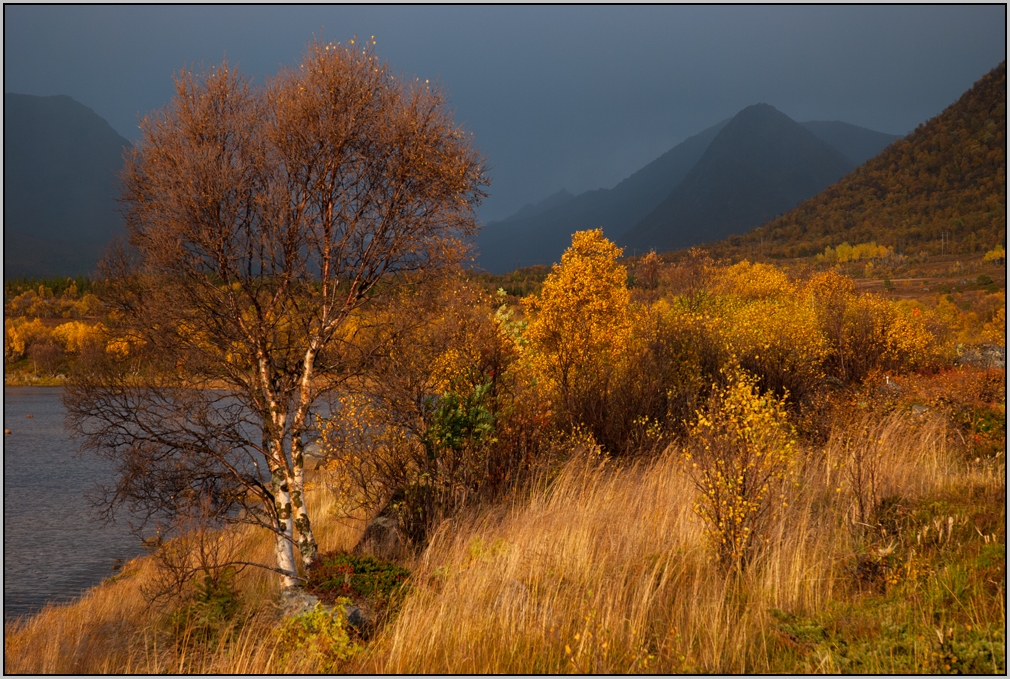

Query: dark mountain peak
left=621, top=104, right=854, bottom=253
left=5, top=93, right=129, bottom=146
left=709, top=103, right=848, bottom=162
left=737, top=102, right=782, bottom=117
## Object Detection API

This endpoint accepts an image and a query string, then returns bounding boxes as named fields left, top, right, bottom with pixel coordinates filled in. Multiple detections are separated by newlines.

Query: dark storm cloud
left=4, top=5, right=1005, bottom=221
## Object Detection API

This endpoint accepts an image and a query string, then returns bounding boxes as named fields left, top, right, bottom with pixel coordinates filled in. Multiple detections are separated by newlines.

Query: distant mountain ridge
left=799, top=120, right=901, bottom=167
left=477, top=109, right=899, bottom=272
left=476, top=118, right=730, bottom=273
left=621, top=104, right=857, bottom=253
left=4, top=93, right=131, bottom=278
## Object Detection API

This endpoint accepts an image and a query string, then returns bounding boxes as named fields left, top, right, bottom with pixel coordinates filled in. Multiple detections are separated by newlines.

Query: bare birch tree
left=65, top=38, right=487, bottom=589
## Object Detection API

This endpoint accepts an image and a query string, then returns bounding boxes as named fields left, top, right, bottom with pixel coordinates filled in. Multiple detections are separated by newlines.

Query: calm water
left=4, top=387, right=145, bottom=620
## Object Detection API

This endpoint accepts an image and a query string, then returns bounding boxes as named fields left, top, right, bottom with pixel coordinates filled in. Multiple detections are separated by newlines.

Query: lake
left=4, top=387, right=145, bottom=620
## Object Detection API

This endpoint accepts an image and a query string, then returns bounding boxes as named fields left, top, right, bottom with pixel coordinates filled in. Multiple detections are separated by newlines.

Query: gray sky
left=4, top=5, right=1006, bottom=221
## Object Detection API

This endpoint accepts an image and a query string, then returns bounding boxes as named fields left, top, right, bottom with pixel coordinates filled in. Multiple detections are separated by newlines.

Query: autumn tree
left=65, top=38, right=487, bottom=589
left=523, top=229, right=632, bottom=439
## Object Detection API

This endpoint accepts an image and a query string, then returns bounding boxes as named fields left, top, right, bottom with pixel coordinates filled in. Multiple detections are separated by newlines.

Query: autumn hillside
left=722, top=61, right=1006, bottom=260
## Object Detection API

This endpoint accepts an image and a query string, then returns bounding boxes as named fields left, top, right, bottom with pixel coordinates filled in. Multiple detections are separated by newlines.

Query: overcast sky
left=5, top=5, right=1006, bottom=221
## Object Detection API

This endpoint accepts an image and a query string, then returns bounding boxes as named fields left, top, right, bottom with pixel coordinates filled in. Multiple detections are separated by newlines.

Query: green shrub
left=305, top=551, right=410, bottom=608
left=168, top=568, right=241, bottom=644
left=275, top=601, right=360, bottom=671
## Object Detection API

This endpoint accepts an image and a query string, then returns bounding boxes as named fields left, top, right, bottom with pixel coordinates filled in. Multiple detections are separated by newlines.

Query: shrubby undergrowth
left=4, top=230, right=1004, bottom=674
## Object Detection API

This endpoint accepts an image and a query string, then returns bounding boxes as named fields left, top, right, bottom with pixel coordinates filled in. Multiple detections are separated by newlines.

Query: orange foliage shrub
left=320, top=279, right=554, bottom=544
left=52, top=321, right=107, bottom=354
left=710, top=261, right=796, bottom=300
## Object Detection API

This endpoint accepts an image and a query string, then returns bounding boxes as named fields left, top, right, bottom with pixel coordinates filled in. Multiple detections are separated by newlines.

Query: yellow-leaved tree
left=682, top=367, right=798, bottom=572
left=523, top=229, right=632, bottom=434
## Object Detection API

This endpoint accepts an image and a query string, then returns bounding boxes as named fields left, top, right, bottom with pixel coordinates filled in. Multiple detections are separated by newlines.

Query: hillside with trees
left=724, top=61, right=1006, bottom=260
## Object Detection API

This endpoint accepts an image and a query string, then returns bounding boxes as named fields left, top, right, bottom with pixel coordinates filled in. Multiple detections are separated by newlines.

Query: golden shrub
left=523, top=229, right=632, bottom=427
left=982, top=301, right=1006, bottom=346
left=681, top=367, right=798, bottom=571
left=710, top=261, right=796, bottom=300
left=51, top=321, right=107, bottom=354
left=718, top=295, right=829, bottom=402
left=4, top=318, right=52, bottom=361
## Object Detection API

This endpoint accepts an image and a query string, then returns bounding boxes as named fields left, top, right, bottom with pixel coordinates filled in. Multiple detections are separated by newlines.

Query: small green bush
left=305, top=551, right=410, bottom=607
left=276, top=601, right=360, bottom=671
left=168, top=568, right=241, bottom=644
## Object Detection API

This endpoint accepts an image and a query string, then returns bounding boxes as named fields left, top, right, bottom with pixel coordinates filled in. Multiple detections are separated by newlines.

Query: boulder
left=354, top=515, right=407, bottom=562
left=303, top=440, right=327, bottom=471
left=278, top=588, right=321, bottom=617
left=955, top=343, right=1006, bottom=370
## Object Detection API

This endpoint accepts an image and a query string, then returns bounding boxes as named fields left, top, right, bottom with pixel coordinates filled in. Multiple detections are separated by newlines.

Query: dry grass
left=5, top=410, right=1003, bottom=674
left=356, top=411, right=983, bottom=674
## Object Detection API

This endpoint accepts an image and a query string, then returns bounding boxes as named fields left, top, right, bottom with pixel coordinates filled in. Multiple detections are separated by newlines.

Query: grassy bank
left=5, top=388, right=1004, bottom=674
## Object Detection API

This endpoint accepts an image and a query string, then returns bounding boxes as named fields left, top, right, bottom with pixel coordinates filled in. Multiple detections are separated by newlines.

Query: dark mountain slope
left=506, top=189, right=575, bottom=222
left=4, top=93, right=131, bottom=277
left=476, top=119, right=729, bottom=272
left=801, top=120, right=901, bottom=166
left=734, top=61, right=1006, bottom=259
left=622, top=104, right=854, bottom=253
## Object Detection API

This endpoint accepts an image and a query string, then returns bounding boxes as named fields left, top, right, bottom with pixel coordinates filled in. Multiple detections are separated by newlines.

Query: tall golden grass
left=5, top=410, right=1002, bottom=674
left=358, top=411, right=977, bottom=674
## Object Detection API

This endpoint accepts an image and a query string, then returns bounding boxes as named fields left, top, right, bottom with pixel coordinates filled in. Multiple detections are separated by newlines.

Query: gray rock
left=354, top=515, right=407, bottom=561
left=955, top=343, right=1006, bottom=370
left=910, top=405, right=929, bottom=418
left=343, top=603, right=376, bottom=637
left=278, top=589, right=321, bottom=617
left=303, top=440, right=327, bottom=471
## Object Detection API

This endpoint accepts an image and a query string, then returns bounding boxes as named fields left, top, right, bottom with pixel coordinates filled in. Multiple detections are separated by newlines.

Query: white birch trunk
left=271, top=469, right=299, bottom=589
left=290, top=437, right=317, bottom=567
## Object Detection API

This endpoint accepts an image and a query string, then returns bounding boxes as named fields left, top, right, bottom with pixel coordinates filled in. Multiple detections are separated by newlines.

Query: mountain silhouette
left=621, top=104, right=855, bottom=253
left=4, top=93, right=131, bottom=278
left=800, top=120, right=901, bottom=166
left=476, top=109, right=899, bottom=273
left=476, top=119, right=730, bottom=273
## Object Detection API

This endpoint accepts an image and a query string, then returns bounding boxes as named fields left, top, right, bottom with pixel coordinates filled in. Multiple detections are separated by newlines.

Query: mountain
left=476, top=111, right=899, bottom=274
left=505, top=189, right=575, bottom=222
left=800, top=121, right=901, bottom=166
left=4, top=93, right=131, bottom=278
left=621, top=104, right=855, bottom=253
left=476, top=119, right=730, bottom=273
left=729, top=61, right=1006, bottom=259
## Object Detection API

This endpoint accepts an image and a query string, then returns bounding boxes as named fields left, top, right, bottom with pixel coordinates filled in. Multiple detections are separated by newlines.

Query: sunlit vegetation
left=5, top=228, right=1004, bottom=674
